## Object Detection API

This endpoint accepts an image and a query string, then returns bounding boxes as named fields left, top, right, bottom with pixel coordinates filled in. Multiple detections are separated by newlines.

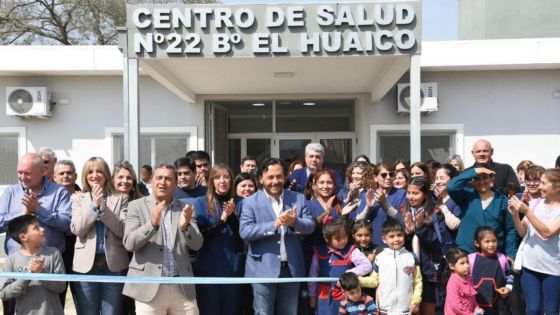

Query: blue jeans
left=520, top=267, right=560, bottom=315
left=252, top=265, right=299, bottom=315
left=74, top=258, right=125, bottom=315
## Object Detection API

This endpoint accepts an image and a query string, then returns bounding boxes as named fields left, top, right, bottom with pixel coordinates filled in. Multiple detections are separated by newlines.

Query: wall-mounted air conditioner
left=397, top=83, right=438, bottom=113
left=6, top=87, right=52, bottom=118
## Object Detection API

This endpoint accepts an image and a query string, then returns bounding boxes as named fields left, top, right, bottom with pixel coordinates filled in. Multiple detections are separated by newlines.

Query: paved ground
left=0, top=291, right=77, bottom=314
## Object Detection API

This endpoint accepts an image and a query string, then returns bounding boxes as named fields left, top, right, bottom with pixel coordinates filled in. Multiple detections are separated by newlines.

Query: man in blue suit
left=240, top=158, right=315, bottom=315
left=288, top=143, right=343, bottom=193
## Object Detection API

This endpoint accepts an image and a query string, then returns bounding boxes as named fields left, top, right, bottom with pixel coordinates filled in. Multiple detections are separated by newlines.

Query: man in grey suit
left=240, top=158, right=315, bottom=315
left=123, top=163, right=203, bottom=314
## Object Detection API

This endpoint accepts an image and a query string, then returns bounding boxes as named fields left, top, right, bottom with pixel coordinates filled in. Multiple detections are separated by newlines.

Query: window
left=0, top=127, right=26, bottom=188
left=107, top=127, right=197, bottom=167
left=210, top=99, right=355, bottom=133
left=371, top=124, right=464, bottom=163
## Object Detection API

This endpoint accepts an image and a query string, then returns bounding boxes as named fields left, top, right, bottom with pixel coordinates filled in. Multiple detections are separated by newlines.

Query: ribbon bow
left=322, top=214, right=334, bottom=225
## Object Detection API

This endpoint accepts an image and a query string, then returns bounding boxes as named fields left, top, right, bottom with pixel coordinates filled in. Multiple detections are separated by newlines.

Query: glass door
left=278, top=138, right=312, bottom=164
left=247, top=138, right=272, bottom=165
left=319, top=138, right=353, bottom=179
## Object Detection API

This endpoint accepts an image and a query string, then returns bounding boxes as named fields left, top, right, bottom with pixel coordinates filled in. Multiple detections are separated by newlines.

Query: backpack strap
left=496, top=252, right=509, bottom=276
left=342, top=245, right=356, bottom=260
left=468, top=252, right=477, bottom=276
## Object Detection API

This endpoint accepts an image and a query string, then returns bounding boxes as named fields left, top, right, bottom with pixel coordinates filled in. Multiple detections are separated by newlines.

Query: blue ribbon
left=0, top=273, right=338, bottom=284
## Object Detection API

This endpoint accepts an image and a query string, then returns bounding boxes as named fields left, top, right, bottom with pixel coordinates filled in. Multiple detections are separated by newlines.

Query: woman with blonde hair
left=192, top=164, right=244, bottom=315
left=71, top=157, right=128, bottom=315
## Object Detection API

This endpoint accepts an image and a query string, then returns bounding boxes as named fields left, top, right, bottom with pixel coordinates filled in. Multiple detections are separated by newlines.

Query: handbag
left=512, top=197, right=541, bottom=272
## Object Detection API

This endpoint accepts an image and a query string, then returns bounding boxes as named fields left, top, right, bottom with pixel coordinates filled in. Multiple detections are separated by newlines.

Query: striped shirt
left=161, top=202, right=177, bottom=277
left=338, top=293, right=377, bottom=315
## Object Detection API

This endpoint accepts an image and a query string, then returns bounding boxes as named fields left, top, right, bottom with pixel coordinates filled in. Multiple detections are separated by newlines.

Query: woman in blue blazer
left=193, top=164, right=244, bottom=315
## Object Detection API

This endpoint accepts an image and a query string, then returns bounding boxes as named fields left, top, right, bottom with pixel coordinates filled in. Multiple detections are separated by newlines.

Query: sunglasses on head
left=379, top=172, right=395, bottom=179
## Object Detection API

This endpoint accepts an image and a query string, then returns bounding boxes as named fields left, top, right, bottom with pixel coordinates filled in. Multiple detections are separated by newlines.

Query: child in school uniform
left=469, top=226, right=512, bottom=315
left=338, top=272, right=377, bottom=315
left=0, top=214, right=66, bottom=314
left=403, top=177, right=452, bottom=315
left=309, top=217, right=372, bottom=315
left=352, top=219, right=383, bottom=299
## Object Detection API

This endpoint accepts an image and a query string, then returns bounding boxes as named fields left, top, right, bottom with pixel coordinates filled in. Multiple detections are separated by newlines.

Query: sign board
left=126, top=2, right=421, bottom=58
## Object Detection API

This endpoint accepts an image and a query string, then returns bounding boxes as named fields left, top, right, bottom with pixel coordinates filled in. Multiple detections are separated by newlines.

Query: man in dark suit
left=240, top=158, right=315, bottom=315
left=123, top=164, right=203, bottom=314
left=288, top=143, right=343, bottom=193
left=468, top=139, right=521, bottom=194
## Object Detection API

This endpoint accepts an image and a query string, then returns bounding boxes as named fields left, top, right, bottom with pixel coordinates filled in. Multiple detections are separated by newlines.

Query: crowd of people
left=0, top=141, right=558, bottom=315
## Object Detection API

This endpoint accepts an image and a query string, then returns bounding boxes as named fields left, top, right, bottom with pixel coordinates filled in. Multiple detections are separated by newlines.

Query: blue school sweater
left=447, top=169, right=518, bottom=258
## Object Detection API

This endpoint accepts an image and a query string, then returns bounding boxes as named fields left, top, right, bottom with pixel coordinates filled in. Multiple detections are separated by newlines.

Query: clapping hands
left=28, top=256, right=45, bottom=273
left=220, top=198, right=236, bottom=222
left=508, top=196, right=528, bottom=215
left=179, top=204, right=194, bottom=232
left=275, top=207, right=297, bottom=228
left=22, top=192, right=41, bottom=215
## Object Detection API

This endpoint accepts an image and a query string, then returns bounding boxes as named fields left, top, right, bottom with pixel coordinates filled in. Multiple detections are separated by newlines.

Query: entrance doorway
left=207, top=100, right=356, bottom=177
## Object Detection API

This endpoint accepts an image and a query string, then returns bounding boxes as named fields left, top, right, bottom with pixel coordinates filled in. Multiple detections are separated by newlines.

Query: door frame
left=228, top=132, right=357, bottom=159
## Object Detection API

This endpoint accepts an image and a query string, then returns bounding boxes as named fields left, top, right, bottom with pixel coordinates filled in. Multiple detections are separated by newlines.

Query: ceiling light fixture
left=252, top=103, right=266, bottom=107
left=274, top=72, right=294, bottom=78
left=303, top=102, right=316, bottom=106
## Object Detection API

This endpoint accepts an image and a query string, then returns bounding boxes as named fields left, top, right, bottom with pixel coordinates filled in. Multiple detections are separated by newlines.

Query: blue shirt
left=358, top=188, right=407, bottom=247
left=0, top=178, right=72, bottom=254
left=89, top=196, right=107, bottom=254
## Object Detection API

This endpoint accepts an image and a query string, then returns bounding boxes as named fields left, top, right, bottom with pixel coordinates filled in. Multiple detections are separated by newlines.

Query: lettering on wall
left=127, top=2, right=420, bottom=58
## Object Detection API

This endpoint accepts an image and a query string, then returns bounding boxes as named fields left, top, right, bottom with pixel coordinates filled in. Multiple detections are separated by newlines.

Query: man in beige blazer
left=123, top=164, right=203, bottom=315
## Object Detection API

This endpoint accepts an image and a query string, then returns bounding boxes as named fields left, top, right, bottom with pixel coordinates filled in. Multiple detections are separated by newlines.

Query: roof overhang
left=2, top=38, right=559, bottom=103
left=138, top=55, right=412, bottom=103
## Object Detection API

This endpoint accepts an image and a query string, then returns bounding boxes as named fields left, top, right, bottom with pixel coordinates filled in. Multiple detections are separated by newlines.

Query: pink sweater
left=445, top=273, right=479, bottom=315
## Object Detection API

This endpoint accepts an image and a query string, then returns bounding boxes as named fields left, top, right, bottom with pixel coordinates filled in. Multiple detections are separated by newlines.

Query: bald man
left=467, top=139, right=521, bottom=194
left=0, top=153, right=72, bottom=314
left=0, top=153, right=72, bottom=254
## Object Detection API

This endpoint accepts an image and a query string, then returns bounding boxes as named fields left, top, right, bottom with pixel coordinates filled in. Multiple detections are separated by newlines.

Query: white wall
left=0, top=75, right=204, bottom=184
left=358, top=69, right=560, bottom=168
left=2, top=68, right=558, bottom=187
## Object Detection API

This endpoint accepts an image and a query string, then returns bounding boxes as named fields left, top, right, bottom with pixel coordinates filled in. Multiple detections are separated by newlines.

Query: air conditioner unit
left=6, top=87, right=52, bottom=118
left=397, top=82, right=438, bottom=113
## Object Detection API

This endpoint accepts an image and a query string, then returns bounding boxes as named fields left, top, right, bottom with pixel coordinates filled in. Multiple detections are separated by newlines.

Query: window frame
left=104, top=127, right=197, bottom=167
left=0, top=127, right=27, bottom=191
left=370, top=123, right=464, bottom=163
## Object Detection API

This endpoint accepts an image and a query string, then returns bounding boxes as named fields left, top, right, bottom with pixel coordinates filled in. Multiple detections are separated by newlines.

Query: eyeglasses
left=379, top=172, right=395, bottom=179
left=42, top=157, right=57, bottom=165
left=525, top=180, right=542, bottom=185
